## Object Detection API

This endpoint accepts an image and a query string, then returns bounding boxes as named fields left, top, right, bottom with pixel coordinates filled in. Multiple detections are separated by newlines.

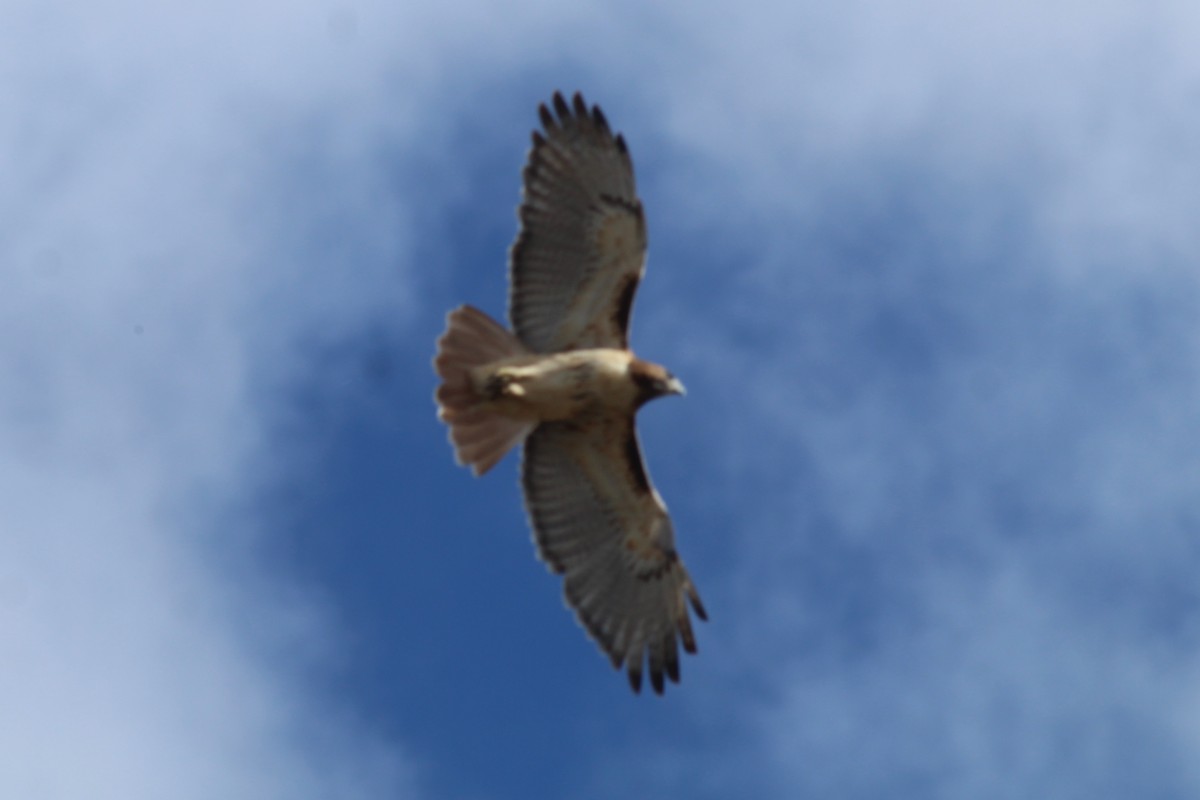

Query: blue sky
left=5, top=0, right=1200, bottom=797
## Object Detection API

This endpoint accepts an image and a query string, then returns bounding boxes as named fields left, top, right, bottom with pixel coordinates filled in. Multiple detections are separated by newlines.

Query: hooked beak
left=665, top=376, right=687, bottom=397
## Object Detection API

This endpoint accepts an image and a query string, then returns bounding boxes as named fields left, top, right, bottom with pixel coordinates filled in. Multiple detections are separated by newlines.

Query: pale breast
left=471, top=349, right=636, bottom=422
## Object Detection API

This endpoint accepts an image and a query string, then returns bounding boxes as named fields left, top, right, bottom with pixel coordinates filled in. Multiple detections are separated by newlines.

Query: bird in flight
left=434, top=91, right=706, bottom=694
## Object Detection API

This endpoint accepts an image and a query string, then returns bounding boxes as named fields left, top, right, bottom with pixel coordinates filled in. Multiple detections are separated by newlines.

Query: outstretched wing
left=521, top=419, right=706, bottom=694
left=509, top=91, right=647, bottom=353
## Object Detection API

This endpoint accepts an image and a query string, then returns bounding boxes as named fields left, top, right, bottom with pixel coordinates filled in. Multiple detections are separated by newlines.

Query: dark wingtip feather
left=615, top=133, right=628, bottom=155
left=650, top=667, right=665, bottom=695
left=592, top=104, right=610, bottom=134
left=572, top=91, right=588, bottom=119
left=665, top=639, right=681, bottom=684
left=538, top=103, right=554, bottom=131
left=688, top=586, right=708, bottom=622
left=553, top=91, right=571, bottom=121
left=628, top=665, right=643, bottom=694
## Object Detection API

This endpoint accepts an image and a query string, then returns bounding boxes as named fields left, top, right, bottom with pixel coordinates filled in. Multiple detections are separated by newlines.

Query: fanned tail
left=433, top=305, right=534, bottom=475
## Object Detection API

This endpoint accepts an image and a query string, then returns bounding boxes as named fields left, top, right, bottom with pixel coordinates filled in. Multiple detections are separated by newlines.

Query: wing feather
left=520, top=419, right=704, bottom=694
left=509, top=91, right=647, bottom=353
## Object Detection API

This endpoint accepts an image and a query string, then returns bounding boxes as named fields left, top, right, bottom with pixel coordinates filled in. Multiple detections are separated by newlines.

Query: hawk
left=434, top=91, right=706, bottom=694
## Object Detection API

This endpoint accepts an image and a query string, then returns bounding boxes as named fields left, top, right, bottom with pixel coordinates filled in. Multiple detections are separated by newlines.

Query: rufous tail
left=434, top=305, right=534, bottom=475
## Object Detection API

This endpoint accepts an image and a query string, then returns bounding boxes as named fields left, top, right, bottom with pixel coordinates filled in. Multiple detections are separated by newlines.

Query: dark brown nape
left=629, top=359, right=674, bottom=406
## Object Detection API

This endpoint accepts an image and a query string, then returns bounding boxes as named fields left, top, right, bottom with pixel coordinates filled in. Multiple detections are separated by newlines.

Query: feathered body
left=434, top=92, right=705, bottom=694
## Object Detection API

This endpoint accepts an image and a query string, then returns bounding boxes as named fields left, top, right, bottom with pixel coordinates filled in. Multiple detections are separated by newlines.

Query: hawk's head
left=630, top=359, right=686, bottom=407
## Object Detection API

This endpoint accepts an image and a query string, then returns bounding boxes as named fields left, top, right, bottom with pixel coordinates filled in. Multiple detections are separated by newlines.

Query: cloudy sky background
left=5, top=0, right=1200, bottom=797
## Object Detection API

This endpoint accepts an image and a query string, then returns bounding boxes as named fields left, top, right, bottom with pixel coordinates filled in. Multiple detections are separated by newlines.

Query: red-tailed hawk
left=434, top=91, right=706, bottom=694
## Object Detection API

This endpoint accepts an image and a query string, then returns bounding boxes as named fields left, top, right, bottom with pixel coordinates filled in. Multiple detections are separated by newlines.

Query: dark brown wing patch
left=622, top=424, right=651, bottom=493
left=611, top=275, right=639, bottom=351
